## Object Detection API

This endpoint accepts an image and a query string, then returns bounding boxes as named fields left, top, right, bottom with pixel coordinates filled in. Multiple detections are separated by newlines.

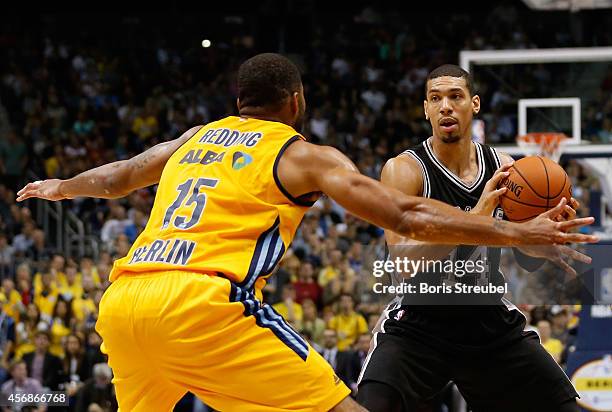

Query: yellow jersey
left=111, top=116, right=312, bottom=292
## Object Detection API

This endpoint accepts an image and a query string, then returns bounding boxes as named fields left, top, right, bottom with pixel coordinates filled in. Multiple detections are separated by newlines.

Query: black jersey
left=405, top=137, right=503, bottom=215
left=391, top=138, right=525, bottom=345
left=359, top=139, right=578, bottom=409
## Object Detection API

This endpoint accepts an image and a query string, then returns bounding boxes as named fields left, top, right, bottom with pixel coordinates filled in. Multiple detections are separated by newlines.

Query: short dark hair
left=9, top=359, right=26, bottom=372
left=425, top=64, right=475, bottom=96
left=238, top=53, right=302, bottom=109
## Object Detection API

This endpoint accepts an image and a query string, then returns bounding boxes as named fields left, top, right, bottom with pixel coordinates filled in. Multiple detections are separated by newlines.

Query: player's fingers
left=488, top=171, right=510, bottom=189
left=555, top=205, right=577, bottom=222
left=557, top=216, right=594, bottom=231
left=569, top=197, right=580, bottom=210
left=553, top=257, right=577, bottom=278
left=541, top=197, right=567, bottom=219
left=559, top=232, right=599, bottom=244
left=557, top=245, right=592, bottom=264
left=564, top=204, right=577, bottom=220
left=497, top=162, right=514, bottom=172
left=17, top=182, right=39, bottom=196
left=16, top=191, right=36, bottom=202
left=489, top=187, right=507, bottom=199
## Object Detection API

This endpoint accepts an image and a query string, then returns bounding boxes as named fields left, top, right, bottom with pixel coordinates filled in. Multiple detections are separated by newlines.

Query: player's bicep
left=380, top=156, right=424, bottom=245
left=279, top=141, right=416, bottom=231
left=276, top=139, right=358, bottom=200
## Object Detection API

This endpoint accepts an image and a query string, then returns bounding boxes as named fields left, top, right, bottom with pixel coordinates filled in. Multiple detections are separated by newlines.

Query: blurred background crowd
left=0, top=2, right=610, bottom=411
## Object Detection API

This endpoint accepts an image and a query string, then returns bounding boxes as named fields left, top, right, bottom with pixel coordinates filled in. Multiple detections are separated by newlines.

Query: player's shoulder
left=383, top=151, right=423, bottom=179
left=381, top=151, right=424, bottom=195
left=280, top=140, right=356, bottom=173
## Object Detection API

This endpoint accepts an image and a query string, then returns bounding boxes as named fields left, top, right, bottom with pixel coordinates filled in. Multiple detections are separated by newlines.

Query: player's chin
left=439, top=133, right=462, bottom=143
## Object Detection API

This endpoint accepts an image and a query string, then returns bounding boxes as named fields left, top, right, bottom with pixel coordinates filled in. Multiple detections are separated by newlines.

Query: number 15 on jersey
left=162, top=178, right=219, bottom=230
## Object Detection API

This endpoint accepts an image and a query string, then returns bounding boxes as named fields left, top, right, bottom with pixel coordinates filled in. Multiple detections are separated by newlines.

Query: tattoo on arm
left=134, top=155, right=150, bottom=169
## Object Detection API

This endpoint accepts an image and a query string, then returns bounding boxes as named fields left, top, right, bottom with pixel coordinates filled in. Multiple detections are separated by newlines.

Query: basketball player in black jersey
left=356, top=65, right=587, bottom=412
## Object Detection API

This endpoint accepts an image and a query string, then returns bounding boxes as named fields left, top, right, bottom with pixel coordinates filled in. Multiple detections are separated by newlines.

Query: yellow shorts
left=95, top=271, right=350, bottom=412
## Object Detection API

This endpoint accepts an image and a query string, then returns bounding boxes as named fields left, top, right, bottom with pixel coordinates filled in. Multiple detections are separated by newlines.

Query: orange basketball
left=499, top=156, right=573, bottom=222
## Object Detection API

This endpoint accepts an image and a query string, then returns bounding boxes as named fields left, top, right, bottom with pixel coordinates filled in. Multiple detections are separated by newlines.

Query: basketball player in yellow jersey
left=17, top=54, right=597, bottom=412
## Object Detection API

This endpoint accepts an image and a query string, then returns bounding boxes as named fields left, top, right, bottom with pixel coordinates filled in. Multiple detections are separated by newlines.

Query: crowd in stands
left=0, top=3, right=609, bottom=411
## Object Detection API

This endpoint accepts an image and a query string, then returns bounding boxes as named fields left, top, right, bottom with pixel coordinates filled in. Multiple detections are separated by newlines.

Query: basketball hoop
left=516, top=133, right=569, bottom=163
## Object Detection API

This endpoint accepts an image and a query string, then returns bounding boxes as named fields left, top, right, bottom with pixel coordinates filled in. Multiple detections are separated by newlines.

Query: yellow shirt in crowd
left=542, top=338, right=564, bottom=361
left=0, top=289, right=22, bottom=322
left=328, top=311, right=368, bottom=351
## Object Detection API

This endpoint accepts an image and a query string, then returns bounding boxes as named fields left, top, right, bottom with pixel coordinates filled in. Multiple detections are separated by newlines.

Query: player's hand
left=553, top=197, right=579, bottom=222
left=518, top=198, right=598, bottom=245
left=471, top=163, right=513, bottom=216
left=16, top=179, right=68, bottom=202
left=517, top=244, right=591, bottom=277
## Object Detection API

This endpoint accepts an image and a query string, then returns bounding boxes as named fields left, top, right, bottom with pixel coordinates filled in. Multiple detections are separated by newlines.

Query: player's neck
left=429, top=136, right=475, bottom=176
left=239, top=108, right=293, bottom=127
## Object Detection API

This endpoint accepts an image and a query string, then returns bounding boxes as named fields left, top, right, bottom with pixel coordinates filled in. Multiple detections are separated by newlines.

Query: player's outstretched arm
left=277, top=140, right=598, bottom=246
left=17, top=126, right=203, bottom=202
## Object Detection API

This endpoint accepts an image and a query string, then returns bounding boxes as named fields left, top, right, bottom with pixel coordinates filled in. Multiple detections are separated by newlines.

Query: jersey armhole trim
left=273, top=135, right=316, bottom=207
left=402, top=150, right=430, bottom=198
left=489, top=146, right=502, bottom=169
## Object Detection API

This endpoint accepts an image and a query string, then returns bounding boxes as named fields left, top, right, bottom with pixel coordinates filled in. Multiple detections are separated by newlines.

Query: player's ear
left=472, top=94, right=480, bottom=116
left=423, top=100, right=429, bottom=120
left=290, top=92, right=299, bottom=116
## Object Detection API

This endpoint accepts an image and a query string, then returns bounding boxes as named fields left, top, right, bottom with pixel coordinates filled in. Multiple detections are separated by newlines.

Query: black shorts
left=358, top=305, right=579, bottom=412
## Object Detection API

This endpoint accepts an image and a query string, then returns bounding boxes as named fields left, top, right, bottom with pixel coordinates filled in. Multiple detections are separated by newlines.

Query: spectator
left=323, top=258, right=358, bottom=306
left=72, top=277, right=97, bottom=325
left=327, top=294, right=368, bottom=351
left=123, top=209, right=147, bottom=243
left=0, top=233, right=15, bottom=278
left=319, top=329, right=360, bottom=393
left=1, top=279, right=23, bottom=322
left=73, top=110, right=95, bottom=137
left=79, top=257, right=101, bottom=287
left=0, top=310, right=16, bottom=383
left=28, top=229, right=51, bottom=261
left=300, top=298, right=326, bottom=347
left=15, top=264, right=33, bottom=308
left=309, top=108, right=329, bottom=141
left=63, top=333, right=89, bottom=401
left=100, top=205, right=132, bottom=249
left=536, top=320, right=564, bottom=364
left=12, top=221, right=36, bottom=256
left=361, top=83, right=387, bottom=113
left=33, top=271, right=58, bottom=321
left=49, top=254, right=66, bottom=285
left=272, top=284, right=303, bottom=331
left=75, top=363, right=117, bottom=412
left=318, top=249, right=343, bottom=287
left=354, top=333, right=371, bottom=371
left=83, top=331, right=106, bottom=374
left=1, top=359, right=47, bottom=412
left=549, top=306, right=570, bottom=344
left=0, top=130, right=28, bottom=191
left=292, top=261, right=322, bottom=307
left=14, top=304, right=41, bottom=359
left=131, top=103, right=159, bottom=142
left=22, top=330, right=64, bottom=390
left=49, top=295, right=74, bottom=358
left=59, top=263, right=84, bottom=301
